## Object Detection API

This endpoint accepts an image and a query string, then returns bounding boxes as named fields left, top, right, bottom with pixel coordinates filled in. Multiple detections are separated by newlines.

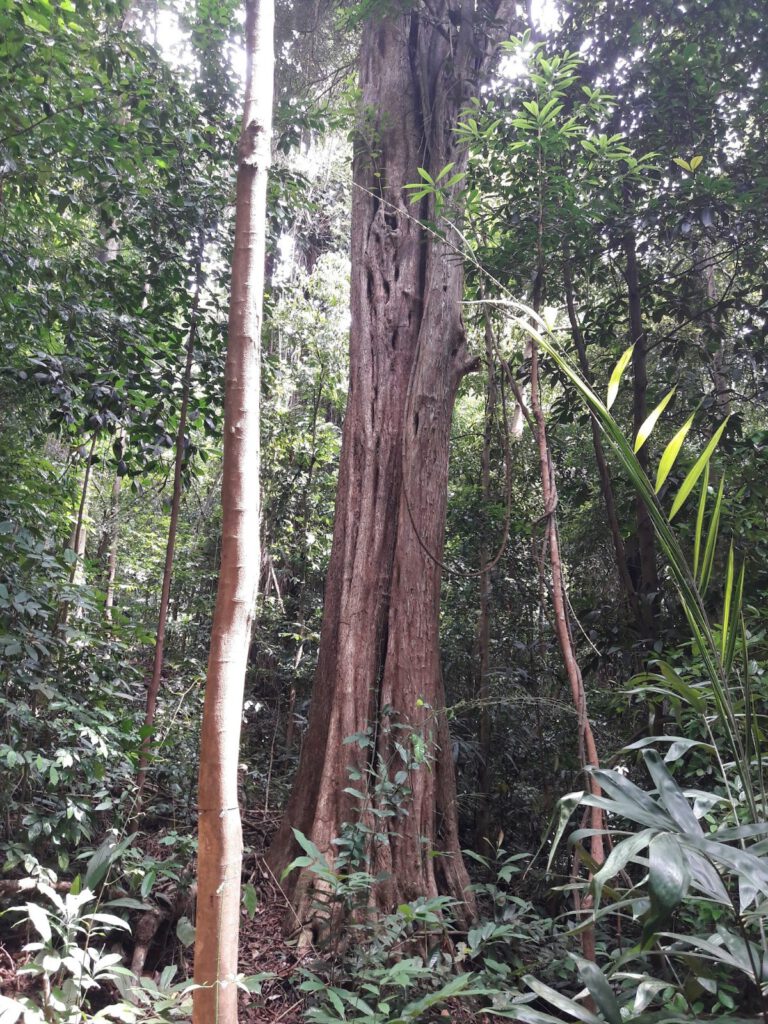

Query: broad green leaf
left=242, top=883, right=258, bottom=920
left=655, top=414, right=694, bottom=492
left=543, top=791, right=584, bottom=872
left=643, top=834, right=690, bottom=944
left=642, top=750, right=701, bottom=833
left=606, top=345, right=634, bottom=410
left=669, top=417, right=730, bottom=520
left=689, top=155, right=703, bottom=170
left=523, top=976, right=603, bottom=1024
left=25, top=901, right=51, bottom=943
left=634, top=387, right=675, bottom=452
left=633, top=978, right=668, bottom=1013
left=591, top=829, right=654, bottom=909
left=590, top=768, right=674, bottom=829
left=84, top=834, right=135, bottom=891
left=673, top=156, right=692, bottom=171
left=175, top=916, right=195, bottom=947
left=574, top=957, right=621, bottom=1024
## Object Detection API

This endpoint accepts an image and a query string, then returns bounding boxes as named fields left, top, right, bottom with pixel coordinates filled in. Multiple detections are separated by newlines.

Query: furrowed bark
left=193, top=1, right=273, bottom=1020
left=267, top=2, right=518, bottom=932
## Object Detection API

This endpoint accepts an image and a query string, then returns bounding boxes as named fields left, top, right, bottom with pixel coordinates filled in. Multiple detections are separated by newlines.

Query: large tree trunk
left=192, top=0, right=273, bottom=1020
left=267, top=4, right=514, bottom=930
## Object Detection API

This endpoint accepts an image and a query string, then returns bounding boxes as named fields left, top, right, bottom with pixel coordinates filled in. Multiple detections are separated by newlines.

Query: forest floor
left=0, top=809, right=491, bottom=1022
left=237, top=809, right=310, bottom=1022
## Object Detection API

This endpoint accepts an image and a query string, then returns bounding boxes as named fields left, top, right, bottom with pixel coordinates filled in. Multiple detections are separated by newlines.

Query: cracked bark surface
left=267, top=3, right=517, bottom=932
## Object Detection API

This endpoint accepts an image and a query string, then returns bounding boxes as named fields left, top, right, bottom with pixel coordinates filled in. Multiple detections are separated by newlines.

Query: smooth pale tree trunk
left=136, top=246, right=204, bottom=801
left=268, top=2, right=516, bottom=931
left=192, top=1, right=273, bottom=1020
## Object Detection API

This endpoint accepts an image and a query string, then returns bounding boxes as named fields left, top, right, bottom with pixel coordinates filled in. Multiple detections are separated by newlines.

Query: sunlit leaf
left=634, top=387, right=675, bottom=452
left=606, top=345, right=634, bottom=410
left=669, top=417, right=729, bottom=520
left=655, top=414, right=694, bottom=492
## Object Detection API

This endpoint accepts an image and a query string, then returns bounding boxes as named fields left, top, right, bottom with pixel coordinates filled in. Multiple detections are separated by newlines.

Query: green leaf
left=242, top=883, right=258, bottom=920
left=591, top=829, right=654, bottom=909
left=84, top=834, right=135, bottom=891
left=689, top=155, right=703, bottom=170
left=574, top=957, right=621, bottom=1024
left=723, top=558, right=745, bottom=676
left=25, top=901, right=51, bottom=943
left=238, top=971, right=276, bottom=993
left=523, top=976, right=603, bottom=1024
left=655, top=414, right=694, bottom=492
left=642, top=750, right=700, bottom=832
left=606, top=345, right=634, bottom=410
left=693, top=463, right=709, bottom=577
left=543, top=791, right=584, bottom=872
left=699, top=475, right=724, bottom=592
left=643, top=834, right=690, bottom=945
left=721, top=543, right=735, bottom=661
left=634, top=387, right=675, bottom=452
left=669, top=417, right=729, bottom=520
left=175, top=916, right=195, bottom=947
left=140, top=868, right=156, bottom=899
left=673, top=156, right=692, bottom=171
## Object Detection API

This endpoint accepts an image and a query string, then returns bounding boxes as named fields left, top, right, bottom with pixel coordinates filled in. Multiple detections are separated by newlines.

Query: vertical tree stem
left=193, top=0, right=273, bottom=1019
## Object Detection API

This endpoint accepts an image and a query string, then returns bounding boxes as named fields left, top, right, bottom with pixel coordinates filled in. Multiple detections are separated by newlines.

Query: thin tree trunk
left=136, top=243, right=204, bottom=800
left=58, top=435, right=97, bottom=629
left=103, top=475, right=121, bottom=621
left=474, top=311, right=496, bottom=850
left=99, top=437, right=124, bottom=622
left=529, top=341, right=604, bottom=959
left=192, top=0, right=273, bottom=1019
left=621, top=193, right=659, bottom=637
left=530, top=182, right=602, bottom=959
left=696, top=239, right=731, bottom=413
left=562, top=255, right=641, bottom=625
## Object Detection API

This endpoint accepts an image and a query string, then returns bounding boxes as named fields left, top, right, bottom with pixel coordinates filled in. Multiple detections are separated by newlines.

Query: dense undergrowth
left=2, top=319, right=767, bottom=1023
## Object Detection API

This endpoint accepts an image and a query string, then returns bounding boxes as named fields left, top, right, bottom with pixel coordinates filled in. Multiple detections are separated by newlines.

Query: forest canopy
left=0, top=0, right=767, bottom=1022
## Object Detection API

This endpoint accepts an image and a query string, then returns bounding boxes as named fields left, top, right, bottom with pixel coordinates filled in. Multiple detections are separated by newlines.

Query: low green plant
left=477, top=306, right=768, bottom=1022
left=4, top=882, right=134, bottom=1023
